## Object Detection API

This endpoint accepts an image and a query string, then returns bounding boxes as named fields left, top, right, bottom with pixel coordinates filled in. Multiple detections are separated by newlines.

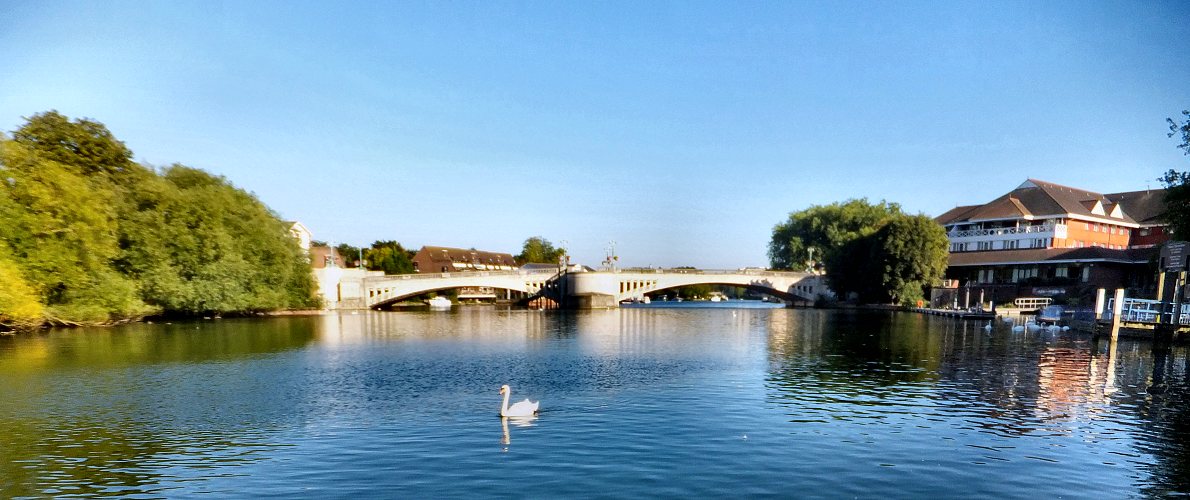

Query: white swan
left=499, top=385, right=539, bottom=417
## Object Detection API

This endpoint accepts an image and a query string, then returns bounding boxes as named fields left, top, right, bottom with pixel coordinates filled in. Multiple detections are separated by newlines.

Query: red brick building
left=935, top=179, right=1166, bottom=305
left=411, top=246, right=517, bottom=274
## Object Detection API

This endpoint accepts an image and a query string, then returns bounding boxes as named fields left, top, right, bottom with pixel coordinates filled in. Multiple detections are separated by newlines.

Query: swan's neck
left=501, top=390, right=510, bottom=416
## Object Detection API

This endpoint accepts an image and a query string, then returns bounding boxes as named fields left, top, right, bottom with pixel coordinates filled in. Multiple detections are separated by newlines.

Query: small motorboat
left=1037, top=305, right=1064, bottom=326
left=428, top=296, right=452, bottom=309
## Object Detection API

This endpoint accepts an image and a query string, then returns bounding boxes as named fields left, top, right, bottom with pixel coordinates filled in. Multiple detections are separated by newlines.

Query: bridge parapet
left=568, top=270, right=829, bottom=305
left=357, top=268, right=831, bottom=309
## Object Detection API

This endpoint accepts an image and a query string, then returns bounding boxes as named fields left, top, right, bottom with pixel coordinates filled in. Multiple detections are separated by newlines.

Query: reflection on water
left=501, top=416, right=537, bottom=449
left=2, top=309, right=1190, bottom=496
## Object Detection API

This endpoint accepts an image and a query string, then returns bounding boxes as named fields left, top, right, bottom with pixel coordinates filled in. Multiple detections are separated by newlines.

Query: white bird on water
left=499, top=385, right=540, bottom=417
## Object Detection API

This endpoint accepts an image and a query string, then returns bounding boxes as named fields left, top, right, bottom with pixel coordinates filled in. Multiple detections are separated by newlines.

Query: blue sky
left=2, top=1, right=1188, bottom=268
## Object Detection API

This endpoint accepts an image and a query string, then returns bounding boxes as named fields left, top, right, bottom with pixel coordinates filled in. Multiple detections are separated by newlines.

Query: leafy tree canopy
left=871, top=214, right=950, bottom=305
left=365, top=240, right=415, bottom=274
left=11, top=110, right=138, bottom=180
left=1163, top=110, right=1190, bottom=239
left=769, top=200, right=948, bottom=305
left=0, top=247, right=44, bottom=330
left=768, top=199, right=903, bottom=271
left=516, top=236, right=565, bottom=264
left=0, top=112, right=317, bottom=326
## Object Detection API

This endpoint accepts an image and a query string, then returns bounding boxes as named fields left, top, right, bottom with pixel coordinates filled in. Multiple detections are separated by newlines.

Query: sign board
left=1162, top=241, right=1190, bottom=272
left=1032, top=287, right=1066, bottom=297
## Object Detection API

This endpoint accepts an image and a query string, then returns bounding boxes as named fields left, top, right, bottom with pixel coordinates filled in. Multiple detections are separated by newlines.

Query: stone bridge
left=364, top=269, right=560, bottom=308
left=363, top=268, right=828, bottom=309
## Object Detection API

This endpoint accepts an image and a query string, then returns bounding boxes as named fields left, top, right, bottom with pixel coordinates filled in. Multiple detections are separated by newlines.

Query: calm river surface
left=3, top=308, right=1190, bottom=498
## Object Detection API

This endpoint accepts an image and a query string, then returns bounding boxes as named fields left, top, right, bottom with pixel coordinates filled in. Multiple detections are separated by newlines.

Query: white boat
left=642, top=296, right=651, bottom=304
left=710, top=295, right=722, bottom=302
left=428, top=296, right=452, bottom=308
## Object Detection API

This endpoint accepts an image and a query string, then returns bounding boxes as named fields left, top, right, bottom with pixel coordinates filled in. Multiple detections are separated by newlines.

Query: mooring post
left=1109, top=288, right=1125, bottom=341
left=1094, top=288, right=1106, bottom=320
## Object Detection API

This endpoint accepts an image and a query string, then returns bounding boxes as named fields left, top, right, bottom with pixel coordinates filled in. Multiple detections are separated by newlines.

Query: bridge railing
left=617, top=268, right=814, bottom=278
left=365, top=269, right=560, bottom=281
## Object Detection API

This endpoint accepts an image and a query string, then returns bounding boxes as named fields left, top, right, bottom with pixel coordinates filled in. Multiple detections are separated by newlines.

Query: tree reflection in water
left=0, top=317, right=317, bottom=497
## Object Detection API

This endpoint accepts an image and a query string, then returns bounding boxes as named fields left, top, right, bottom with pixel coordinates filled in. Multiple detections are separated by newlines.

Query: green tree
left=0, top=139, right=150, bottom=323
left=871, top=214, right=950, bottom=306
left=0, top=111, right=318, bottom=326
left=516, top=236, right=565, bottom=264
left=0, top=248, right=44, bottom=330
left=768, top=199, right=903, bottom=271
left=364, top=240, right=415, bottom=274
left=119, top=165, right=317, bottom=314
left=12, top=110, right=140, bottom=182
left=1162, top=110, right=1190, bottom=239
left=336, top=243, right=362, bottom=267
left=822, top=232, right=881, bottom=302
left=770, top=199, right=947, bottom=305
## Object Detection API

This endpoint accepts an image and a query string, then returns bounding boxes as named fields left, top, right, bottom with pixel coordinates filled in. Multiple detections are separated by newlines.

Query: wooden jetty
left=912, top=308, right=996, bottom=320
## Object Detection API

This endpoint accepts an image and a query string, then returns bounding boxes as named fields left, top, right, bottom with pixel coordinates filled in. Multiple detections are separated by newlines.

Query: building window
left=1082, top=267, right=1091, bottom=282
left=1056, top=265, right=1068, bottom=278
left=977, top=241, right=993, bottom=251
left=1003, top=240, right=1018, bottom=250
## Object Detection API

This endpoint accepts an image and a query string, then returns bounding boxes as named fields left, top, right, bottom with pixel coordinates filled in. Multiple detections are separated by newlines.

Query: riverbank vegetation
left=0, top=111, right=316, bottom=330
left=1163, top=110, right=1190, bottom=239
left=768, top=199, right=949, bottom=306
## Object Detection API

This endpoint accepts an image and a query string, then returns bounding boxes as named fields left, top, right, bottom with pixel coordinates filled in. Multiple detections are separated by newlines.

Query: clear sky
left=2, top=1, right=1188, bottom=268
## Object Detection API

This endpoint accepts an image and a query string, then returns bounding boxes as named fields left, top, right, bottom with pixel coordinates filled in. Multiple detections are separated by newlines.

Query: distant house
left=287, top=221, right=312, bottom=251
left=936, top=179, right=1167, bottom=303
left=309, top=245, right=346, bottom=269
left=412, top=246, right=517, bottom=273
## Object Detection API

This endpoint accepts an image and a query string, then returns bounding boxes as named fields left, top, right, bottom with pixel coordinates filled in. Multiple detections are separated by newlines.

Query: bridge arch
left=363, top=271, right=559, bottom=308
left=568, top=270, right=828, bottom=305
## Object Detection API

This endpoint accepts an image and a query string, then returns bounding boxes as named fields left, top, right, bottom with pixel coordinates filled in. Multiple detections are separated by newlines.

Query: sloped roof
left=1104, top=189, right=1166, bottom=226
left=938, top=179, right=1139, bottom=225
left=935, top=205, right=981, bottom=224
left=415, top=246, right=517, bottom=267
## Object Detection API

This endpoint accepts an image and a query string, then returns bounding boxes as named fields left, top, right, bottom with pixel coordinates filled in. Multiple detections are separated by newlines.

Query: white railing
left=1104, top=298, right=1190, bottom=325
left=617, top=268, right=812, bottom=278
left=948, top=223, right=1063, bottom=239
left=1013, top=297, right=1052, bottom=309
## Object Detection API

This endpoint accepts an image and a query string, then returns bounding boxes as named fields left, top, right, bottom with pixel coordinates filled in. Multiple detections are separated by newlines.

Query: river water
left=2, top=308, right=1188, bottom=498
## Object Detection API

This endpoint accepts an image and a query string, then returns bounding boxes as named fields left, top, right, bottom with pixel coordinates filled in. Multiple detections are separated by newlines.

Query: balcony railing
left=948, top=223, right=1065, bottom=239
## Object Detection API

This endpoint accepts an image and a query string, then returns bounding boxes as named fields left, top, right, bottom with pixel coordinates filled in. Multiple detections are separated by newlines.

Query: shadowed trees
left=769, top=199, right=948, bottom=306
